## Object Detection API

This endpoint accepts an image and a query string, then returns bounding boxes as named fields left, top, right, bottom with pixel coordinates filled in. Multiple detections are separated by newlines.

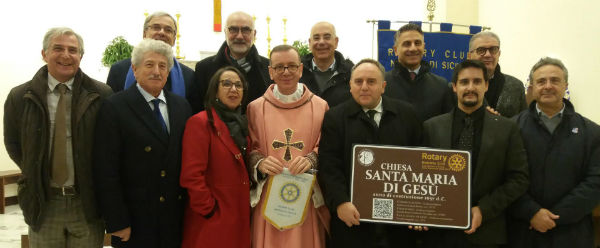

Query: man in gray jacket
left=467, top=31, right=526, bottom=117
left=3, top=27, right=112, bottom=248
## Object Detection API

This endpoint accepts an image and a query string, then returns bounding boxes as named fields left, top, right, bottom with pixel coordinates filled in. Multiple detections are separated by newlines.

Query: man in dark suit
left=383, top=23, right=454, bottom=122
left=93, top=38, right=192, bottom=248
left=106, top=11, right=194, bottom=102
left=318, top=59, right=422, bottom=248
left=422, top=60, right=529, bottom=248
left=190, top=11, right=271, bottom=113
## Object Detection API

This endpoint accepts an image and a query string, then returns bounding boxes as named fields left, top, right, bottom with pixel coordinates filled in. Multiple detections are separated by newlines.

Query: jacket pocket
left=17, top=177, right=41, bottom=226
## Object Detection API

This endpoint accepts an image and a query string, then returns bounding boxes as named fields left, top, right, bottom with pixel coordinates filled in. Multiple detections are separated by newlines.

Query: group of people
left=3, top=9, right=599, bottom=248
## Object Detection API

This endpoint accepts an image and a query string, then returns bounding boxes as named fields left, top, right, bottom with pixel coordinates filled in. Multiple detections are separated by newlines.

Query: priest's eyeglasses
left=220, top=80, right=243, bottom=91
left=272, top=64, right=300, bottom=74
left=227, top=26, right=253, bottom=36
left=471, top=46, right=500, bottom=56
left=147, top=24, right=175, bottom=35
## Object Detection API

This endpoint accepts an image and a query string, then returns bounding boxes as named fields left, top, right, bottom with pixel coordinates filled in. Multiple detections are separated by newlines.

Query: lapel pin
left=572, top=127, right=579, bottom=134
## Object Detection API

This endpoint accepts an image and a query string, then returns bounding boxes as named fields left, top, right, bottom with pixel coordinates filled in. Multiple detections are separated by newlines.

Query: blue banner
left=378, top=29, right=473, bottom=82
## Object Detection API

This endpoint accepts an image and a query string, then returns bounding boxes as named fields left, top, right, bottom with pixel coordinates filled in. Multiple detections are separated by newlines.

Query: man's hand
left=530, top=208, right=559, bottom=233
left=337, top=202, right=360, bottom=227
left=288, top=156, right=311, bottom=174
left=465, top=206, right=482, bottom=234
left=258, top=156, right=284, bottom=176
left=408, top=225, right=429, bottom=231
left=486, top=106, right=500, bottom=116
left=111, top=227, right=131, bottom=241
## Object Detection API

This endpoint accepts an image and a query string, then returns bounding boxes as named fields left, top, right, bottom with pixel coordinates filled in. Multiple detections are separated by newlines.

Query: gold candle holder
left=282, top=18, right=288, bottom=44
left=175, top=13, right=185, bottom=59
left=266, top=16, right=272, bottom=56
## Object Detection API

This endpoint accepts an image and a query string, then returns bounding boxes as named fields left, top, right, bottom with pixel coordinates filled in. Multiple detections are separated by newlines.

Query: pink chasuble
left=247, top=84, right=330, bottom=248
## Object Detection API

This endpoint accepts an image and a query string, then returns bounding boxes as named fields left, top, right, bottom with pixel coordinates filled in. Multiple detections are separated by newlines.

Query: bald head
left=310, top=22, right=336, bottom=37
left=226, top=11, right=254, bottom=29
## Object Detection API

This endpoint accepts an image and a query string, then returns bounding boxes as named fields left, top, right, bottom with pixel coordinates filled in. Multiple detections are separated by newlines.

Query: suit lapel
left=438, top=114, right=453, bottom=149
left=125, top=86, right=169, bottom=145
left=473, top=112, right=498, bottom=183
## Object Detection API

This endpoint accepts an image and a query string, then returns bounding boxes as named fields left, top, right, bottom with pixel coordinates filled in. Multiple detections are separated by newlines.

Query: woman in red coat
left=180, top=66, right=251, bottom=248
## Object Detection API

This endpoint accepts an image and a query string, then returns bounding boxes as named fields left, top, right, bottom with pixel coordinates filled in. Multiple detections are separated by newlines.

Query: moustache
left=462, top=91, right=478, bottom=98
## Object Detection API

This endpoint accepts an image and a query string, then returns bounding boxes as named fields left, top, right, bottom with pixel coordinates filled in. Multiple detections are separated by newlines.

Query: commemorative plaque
left=351, top=145, right=471, bottom=229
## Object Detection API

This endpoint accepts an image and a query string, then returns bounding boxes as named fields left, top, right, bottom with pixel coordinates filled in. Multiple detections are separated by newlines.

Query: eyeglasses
left=271, top=64, right=300, bottom=74
left=471, top=46, right=500, bottom=56
left=220, top=80, right=243, bottom=91
left=147, top=24, right=175, bottom=35
left=227, top=26, right=253, bottom=36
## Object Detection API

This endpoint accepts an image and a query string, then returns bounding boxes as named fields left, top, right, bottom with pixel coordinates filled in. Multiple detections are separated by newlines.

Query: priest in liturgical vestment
left=247, top=45, right=330, bottom=248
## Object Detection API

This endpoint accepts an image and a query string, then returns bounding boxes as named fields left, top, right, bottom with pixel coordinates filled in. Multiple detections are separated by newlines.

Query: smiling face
left=308, top=22, right=338, bottom=62
left=225, top=12, right=256, bottom=59
left=394, top=30, right=425, bottom=70
left=531, top=64, right=568, bottom=110
left=143, top=15, right=176, bottom=46
left=350, top=62, right=387, bottom=109
left=453, top=67, right=489, bottom=113
left=132, top=52, right=169, bottom=97
left=217, top=70, right=244, bottom=110
left=269, top=49, right=303, bottom=95
left=42, top=34, right=82, bottom=83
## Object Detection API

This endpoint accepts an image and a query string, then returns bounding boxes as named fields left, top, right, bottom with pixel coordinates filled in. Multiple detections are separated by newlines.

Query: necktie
left=151, top=99, right=168, bottom=133
left=52, top=84, right=69, bottom=186
left=458, top=116, right=474, bottom=151
left=367, top=109, right=378, bottom=128
left=409, top=71, right=417, bottom=81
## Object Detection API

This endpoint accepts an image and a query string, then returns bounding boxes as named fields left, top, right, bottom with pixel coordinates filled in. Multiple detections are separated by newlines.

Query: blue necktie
left=151, top=99, right=167, bottom=133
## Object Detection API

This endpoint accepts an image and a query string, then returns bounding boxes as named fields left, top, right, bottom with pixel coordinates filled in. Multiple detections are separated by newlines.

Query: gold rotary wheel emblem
left=448, top=154, right=467, bottom=172
left=280, top=183, right=300, bottom=203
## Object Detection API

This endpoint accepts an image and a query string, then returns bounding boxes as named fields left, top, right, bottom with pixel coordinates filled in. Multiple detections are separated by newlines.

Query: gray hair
left=131, top=38, right=174, bottom=69
left=528, top=57, right=569, bottom=83
left=352, top=58, right=386, bottom=79
left=144, top=11, right=177, bottom=35
left=43, top=27, right=84, bottom=55
left=469, top=31, right=500, bottom=51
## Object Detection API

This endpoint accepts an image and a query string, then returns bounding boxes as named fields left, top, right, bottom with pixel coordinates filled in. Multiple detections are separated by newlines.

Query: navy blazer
left=106, top=58, right=195, bottom=102
left=93, top=85, right=192, bottom=248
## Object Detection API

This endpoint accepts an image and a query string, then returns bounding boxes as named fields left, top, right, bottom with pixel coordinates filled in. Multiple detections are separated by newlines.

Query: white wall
left=479, top=0, right=600, bottom=123
left=0, top=0, right=426, bottom=171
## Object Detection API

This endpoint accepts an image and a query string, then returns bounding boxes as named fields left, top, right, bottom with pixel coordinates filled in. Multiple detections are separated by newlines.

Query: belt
left=49, top=186, right=78, bottom=196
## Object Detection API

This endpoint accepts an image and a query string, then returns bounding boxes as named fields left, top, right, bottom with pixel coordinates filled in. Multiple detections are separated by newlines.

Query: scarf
left=124, top=58, right=186, bottom=97
left=213, top=100, right=248, bottom=156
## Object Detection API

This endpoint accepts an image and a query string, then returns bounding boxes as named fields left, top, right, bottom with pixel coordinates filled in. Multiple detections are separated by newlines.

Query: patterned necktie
left=151, top=99, right=168, bottom=133
left=52, top=84, right=69, bottom=186
left=367, top=109, right=378, bottom=128
left=458, top=116, right=474, bottom=151
left=409, top=71, right=417, bottom=81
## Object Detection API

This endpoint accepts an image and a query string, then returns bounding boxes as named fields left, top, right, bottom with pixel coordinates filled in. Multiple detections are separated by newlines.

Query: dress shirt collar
left=136, top=84, right=166, bottom=103
left=47, top=73, right=74, bottom=92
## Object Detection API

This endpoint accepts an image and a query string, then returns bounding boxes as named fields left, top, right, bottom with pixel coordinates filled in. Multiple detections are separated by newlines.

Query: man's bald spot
left=226, top=11, right=255, bottom=29
left=310, top=21, right=336, bottom=37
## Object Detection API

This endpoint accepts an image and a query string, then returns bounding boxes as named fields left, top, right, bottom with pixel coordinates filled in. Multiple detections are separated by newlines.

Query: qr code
left=372, top=198, right=393, bottom=220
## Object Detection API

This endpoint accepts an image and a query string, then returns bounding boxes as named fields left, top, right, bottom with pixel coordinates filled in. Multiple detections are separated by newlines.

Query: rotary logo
left=280, top=183, right=301, bottom=203
left=447, top=154, right=467, bottom=172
